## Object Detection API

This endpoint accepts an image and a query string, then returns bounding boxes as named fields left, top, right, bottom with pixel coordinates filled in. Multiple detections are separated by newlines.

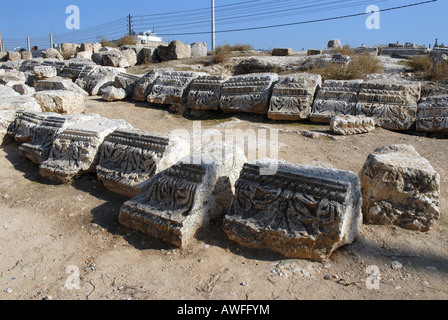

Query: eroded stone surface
left=359, top=144, right=440, bottom=231
left=39, top=117, right=132, bottom=183
left=330, top=115, right=376, bottom=135
left=268, top=73, right=322, bottom=120
left=119, top=142, right=246, bottom=247
left=311, top=80, right=363, bottom=123
left=97, top=128, right=190, bottom=197
left=19, top=114, right=99, bottom=164
left=416, top=95, right=448, bottom=133
left=147, top=71, right=205, bottom=106
left=7, top=111, right=58, bottom=144
left=187, top=75, right=229, bottom=111
left=220, top=73, right=278, bottom=114
left=223, top=159, right=362, bottom=261
left=355, top=80, right=421, bottom=131
left=132, top=69, right=172, bottom=102
left=33, top=90, right=86, bottom=114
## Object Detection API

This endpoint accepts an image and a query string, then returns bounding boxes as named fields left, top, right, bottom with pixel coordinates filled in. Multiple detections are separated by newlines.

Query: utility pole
left=128, top=14, right=133, bottom=36
left=0, top=30, right=3, bottom=52
left=27, top=37, right=30, bottom=52
left=50, top=33, right=53, bottom=49
left=211, top=0, right=216, bottom=51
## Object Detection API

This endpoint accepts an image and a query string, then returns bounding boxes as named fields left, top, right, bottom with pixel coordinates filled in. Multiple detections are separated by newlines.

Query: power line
left=153, top=0, right=437, bottom=36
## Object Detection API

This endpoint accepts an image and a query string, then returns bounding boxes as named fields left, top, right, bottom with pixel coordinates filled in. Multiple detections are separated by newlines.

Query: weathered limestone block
left=75, top=66, right=126, bottom=96
left=114, top=72, right=142, bottom=96
left=80, top=43, right=102, bottom=54
left=272, top=48, right=293, bottom=56
left=0, top=69, right=26, bottom=85
left=354, top=46, right=379, bottom=56
left=19, top=114, right=99, bottom=164
left=139, top=47, right=158, bottom=64
left=7, top=51, right=21, bottom=61
left=101, top=86, right=127, bottom=102
left=0, top=84, right=20, bottom=98
left=33, top=65, right=57, bottom=79
left=118, top=142, right=246, bottom=247
left=21, top=52, right=32, bottom=61
left=310, top=80, right=363, bottom=123
left=268, top=73, right=322, bottom=120
left=223, top=159, right=362, bottom=261
left=120, top=49, right=138, bottom=67
left=307, top=49, right=323, bottom=56
left=327, top=39, right=342, bottom=49
left=157, top=40, right=191, bottom=61
left=75, top=51, right=93, bottom=60
left=330, top=115, right=376, bottom=135
left=0, top=95, right=42, bottom=113
left=97, top=128, right=190, bottom=198
left=355, top=80, right=421, bottom=131
left=190, top=42, right=208, bottom=58
left=416, top=95, right=448, bottom=133
left=220, top=73, right=279, bottom=114
left=101, top=51, right=131, bottom=68
left=147, top=71, right=205, bottom=106
left=7, top=111, right=58, bottom=144
left=187, top=75, right=229, bottom=111
left=60, top=43, right=80, bottom=56
left=0, top=110, right=17, bottom=144
left=60, top=61, right=98, bottom=80
left=42, top=48, right=64, bottom=61
left=39, top=117, right=132, bottom=183
left=36, top=77, right=88, bottom=96
left=33, top=90, right=86, bottom=114
left=360, top=144, right=440, bottom=231
left=132, top=69, right=171, bottom=102
left=12, top=83, right=35, bottom=95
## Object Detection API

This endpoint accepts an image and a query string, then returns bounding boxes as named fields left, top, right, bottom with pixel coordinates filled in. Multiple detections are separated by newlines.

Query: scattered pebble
left=241, top=282, right=248, bottom=286
left=391, top=261, right=403, bottom=270
left=6, top=288, right=12, bottom=293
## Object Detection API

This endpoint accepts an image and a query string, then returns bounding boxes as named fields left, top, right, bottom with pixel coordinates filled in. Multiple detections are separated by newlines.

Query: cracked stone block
left=330, top=115, right=376, bottom=135
left=18, top=113, right=99, bottom=164
left=187, top=75, right=229, bottom=111
left=220, top=73, right=278, bottom=115
left=223, top=159, right=362, bottom=261
left=147, top=71, right=206, bottom=106
left=416, top=95, right=448, bottom=133
left=355, top=80, right=421, bottom=131
left=268, top=73, right=322, bottom=120
left=132, top=68, right=173, bottom=102
left=7, top=111, right=59, bottom=144
left=39, top=117, right=132, bottom=183
left=359, top=144, right=440, bottom=231
left=33, top=90, right=86, bottom=114
left=119, top=142, right=246, bottom=248
left=96, top=128, right=190, bottom=198
left=311, top=80, right=363, bottom=123
left=0, top=110, right=17, bottom=144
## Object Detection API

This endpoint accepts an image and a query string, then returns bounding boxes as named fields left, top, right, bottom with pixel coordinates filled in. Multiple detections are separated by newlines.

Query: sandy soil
left=1, top=56, right=448, bottom=301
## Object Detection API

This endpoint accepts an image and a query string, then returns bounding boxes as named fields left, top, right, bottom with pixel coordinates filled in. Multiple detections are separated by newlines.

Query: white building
left=137, top=30, right=162, bottom=44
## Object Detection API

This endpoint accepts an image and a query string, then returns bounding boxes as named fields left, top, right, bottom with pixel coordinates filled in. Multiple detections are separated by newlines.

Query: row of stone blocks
left=6, top=111, right=440, bottom=261
left=122, top=70, right=447, bottom=134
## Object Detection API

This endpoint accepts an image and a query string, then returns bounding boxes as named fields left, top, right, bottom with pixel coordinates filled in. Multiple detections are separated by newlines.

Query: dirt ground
left=1, top=56, right=448, bottom=301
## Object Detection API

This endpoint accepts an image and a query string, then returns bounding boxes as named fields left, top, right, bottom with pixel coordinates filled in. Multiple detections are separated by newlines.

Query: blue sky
left=0, top=0, right=446, bottom=51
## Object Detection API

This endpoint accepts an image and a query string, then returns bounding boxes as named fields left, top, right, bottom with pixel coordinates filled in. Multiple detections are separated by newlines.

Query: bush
left=210, top=43, right=254, bottom=64
left=308, top=53, right=383, bottom=81
left=406, top=55, right=448, bottom=81
left=117, top=35, right=139, bottom=46
left=100, top=37, right=118, bottom=48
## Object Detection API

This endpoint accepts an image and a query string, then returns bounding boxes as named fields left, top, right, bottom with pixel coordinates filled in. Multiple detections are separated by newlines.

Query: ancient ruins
left=0, top=38, right=446, bottom=262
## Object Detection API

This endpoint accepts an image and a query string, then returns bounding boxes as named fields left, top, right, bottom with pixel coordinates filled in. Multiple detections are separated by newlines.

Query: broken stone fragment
left=359, top=144, right=440, bottom=231
left=33, top=90, right=86, bottom=114
left=39, top=117, right=132, bottom=183
left=19, top=113, right=99, bottom=164
left=101, top=86, right=127, bottom=102
left=223, top=158, right=362, bottom=261
left=96, top=128, right=190, bottom=198
left=268, top=73, right=322, bottom=120
left=75, top=66, right=126, bottom=96
left=6, top=111, right=59, bottom=144
left=132, top=68, right=173, bottom=102
left=119, top=142, right=246, bottom=248
left=330, top=115, right=376, bottom=135
left=33, top=65, right=57, bottom=79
